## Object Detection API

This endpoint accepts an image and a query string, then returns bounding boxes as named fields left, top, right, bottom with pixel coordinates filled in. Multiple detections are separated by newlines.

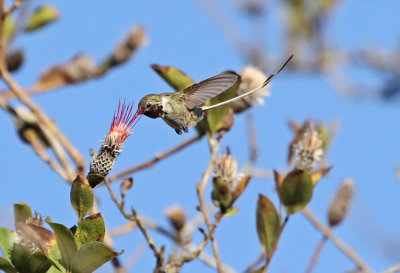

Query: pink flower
left=105, top=101, right=142, bottom=147
left=89, top=101, right=142, bottom=181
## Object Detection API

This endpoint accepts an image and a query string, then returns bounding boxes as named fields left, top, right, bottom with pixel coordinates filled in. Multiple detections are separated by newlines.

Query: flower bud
left=328, top=179, right=355, bottom=227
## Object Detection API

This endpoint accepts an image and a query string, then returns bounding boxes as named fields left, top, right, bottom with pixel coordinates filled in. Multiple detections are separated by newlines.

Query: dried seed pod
left=96, top=26, right=147, bottom=76
left=36, top=54, right=95, bottom=89
left=165, top=205, right=186, bottom=232
left=120, top=177, right=134, bottom=198
left=328, top=179, right=355, bottom=227
left=13, top=106, right=50, bottom=147
left=6, top=49, right=24, bottom=72
left=111, top=26, right=147, bottom=66
left=63, top=54, right=94, bottom=83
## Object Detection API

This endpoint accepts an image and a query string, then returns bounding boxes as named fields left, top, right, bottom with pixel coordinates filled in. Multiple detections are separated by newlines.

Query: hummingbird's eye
left=146, top=103, right=151, bottom=108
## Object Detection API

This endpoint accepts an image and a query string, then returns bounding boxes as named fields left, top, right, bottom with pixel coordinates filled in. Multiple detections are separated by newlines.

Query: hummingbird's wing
left=182, top=71, right=240, bottom=109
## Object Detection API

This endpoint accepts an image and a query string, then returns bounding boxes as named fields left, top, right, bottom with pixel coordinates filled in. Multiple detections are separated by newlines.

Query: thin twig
left=131, top=207, right=161, bottom=256
left=1, top=86, right=58, bottom=100
left=0, top=3, right=97, bottom=172
left=194, top=139, right=223, bottom=272
left=30, top=142, right=70, bottom=181
left=243, top=253, right=266, bottom=273
left=246, top=111, right=259, bottom=163
left=304, top=236, right=327, bottom=273
left=103, top=178, right=164, bottom=264
left=381, top=263, right=400, bottom=273
left=110, top=217, right=237, bottom=273
left=0, top=68, right=85, bottom=170
left=0, top=95, right=72, bottom=181
left=4, top=0, right=22, bottom=15
left=107, top=133, right=202, bottom=183
left=0, top=11, right=85, bottom=173
left=302, top=207, right=373, bottom=273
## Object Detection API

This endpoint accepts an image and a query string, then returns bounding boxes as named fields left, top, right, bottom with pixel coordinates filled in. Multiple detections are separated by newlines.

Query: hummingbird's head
left=137, top=94, right=163, bottom=119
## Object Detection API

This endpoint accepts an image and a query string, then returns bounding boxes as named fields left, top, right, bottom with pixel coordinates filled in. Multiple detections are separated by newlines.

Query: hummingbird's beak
left=136, top=106, right=144, bottom=115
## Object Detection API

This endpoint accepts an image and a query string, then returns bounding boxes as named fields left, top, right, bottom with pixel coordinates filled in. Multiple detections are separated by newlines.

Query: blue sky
left=1, top=0, right=400, bottom=272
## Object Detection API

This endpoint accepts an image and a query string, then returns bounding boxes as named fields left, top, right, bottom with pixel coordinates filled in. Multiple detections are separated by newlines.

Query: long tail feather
left=201, top=55, right=293, bottom=111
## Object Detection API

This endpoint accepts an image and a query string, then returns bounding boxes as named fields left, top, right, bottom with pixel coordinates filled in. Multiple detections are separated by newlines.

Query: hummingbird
left=135, top=55, right=293, bottom=134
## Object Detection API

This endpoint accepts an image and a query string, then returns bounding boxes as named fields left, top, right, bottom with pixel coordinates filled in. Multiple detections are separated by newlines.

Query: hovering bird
left=135, top=55, right=293, bottom=134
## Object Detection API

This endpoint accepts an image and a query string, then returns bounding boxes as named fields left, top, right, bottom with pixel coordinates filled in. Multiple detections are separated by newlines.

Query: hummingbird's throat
left=143, top=104, right=163, bottom=119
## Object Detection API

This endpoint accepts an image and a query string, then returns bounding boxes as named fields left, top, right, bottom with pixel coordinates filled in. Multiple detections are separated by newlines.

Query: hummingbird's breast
left=160, top=94, right=203, bottom=130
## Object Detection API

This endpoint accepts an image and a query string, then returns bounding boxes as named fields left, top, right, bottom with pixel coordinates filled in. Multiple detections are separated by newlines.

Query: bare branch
left=107, top=133, right=202, bottom=183
left=103, top=178, right=164, bottom=266
left=304, top=236, right=328, bottom=273
left=302, top=207, right=373, bottom=273
left=381, top=263, right=400, bottom=273
left=193, top=139, right=223, bottom=272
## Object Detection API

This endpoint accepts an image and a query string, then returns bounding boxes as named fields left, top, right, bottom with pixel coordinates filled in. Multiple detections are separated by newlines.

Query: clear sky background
left=1, top=0, right=400, bottom=272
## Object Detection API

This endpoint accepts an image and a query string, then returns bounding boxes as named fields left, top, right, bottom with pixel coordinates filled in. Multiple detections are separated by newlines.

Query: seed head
left=232, top=66, right=270, bottom=113
left=292, top=127, right=324, bottom=172
left=213, top=149, right=246, bottom=191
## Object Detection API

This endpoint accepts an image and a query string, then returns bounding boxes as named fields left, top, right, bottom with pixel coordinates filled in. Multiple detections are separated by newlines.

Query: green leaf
left=72, top=242, right=123, bottom=273
left=222, top=207, right=239, bottom=217
left=0, top=256, right=16, bottom=273
left=11, top=243, right=33, bottom=272
left=3, top=15, right=15, bottom=42
left=0, top=228, right=18, bottom=261
left=47, top=266, right=65, bottom=273
left=25, top=252, right=52, bottom=273
left=46, top=219, right=78, bottom=271
left=14, top=202, right=33, bottom=223
left=279, top=170, right=313, bottom=214
left=311, top=166, right=332, bottom=186
left=256, top=194, right=280, bottom=257
left=11, top=244, right=52, bottom=273
left=47, top=241, right=65, bottom=273
left=206, top=81, right=239, bottom=136
left=150, top=64, right=194, bottom=91
left=25, top=5, right=59, bottom=32
left=75, top=213, right=105, bottom=247
left=70, top=174, right=94, bottom=220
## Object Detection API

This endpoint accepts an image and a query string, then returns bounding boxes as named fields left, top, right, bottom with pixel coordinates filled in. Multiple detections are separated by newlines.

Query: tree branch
left=302, top=207, right=373, bottom=273
left=304, top=236, right=327, bottom=273
left=107, top=133, right=202, bottom=183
